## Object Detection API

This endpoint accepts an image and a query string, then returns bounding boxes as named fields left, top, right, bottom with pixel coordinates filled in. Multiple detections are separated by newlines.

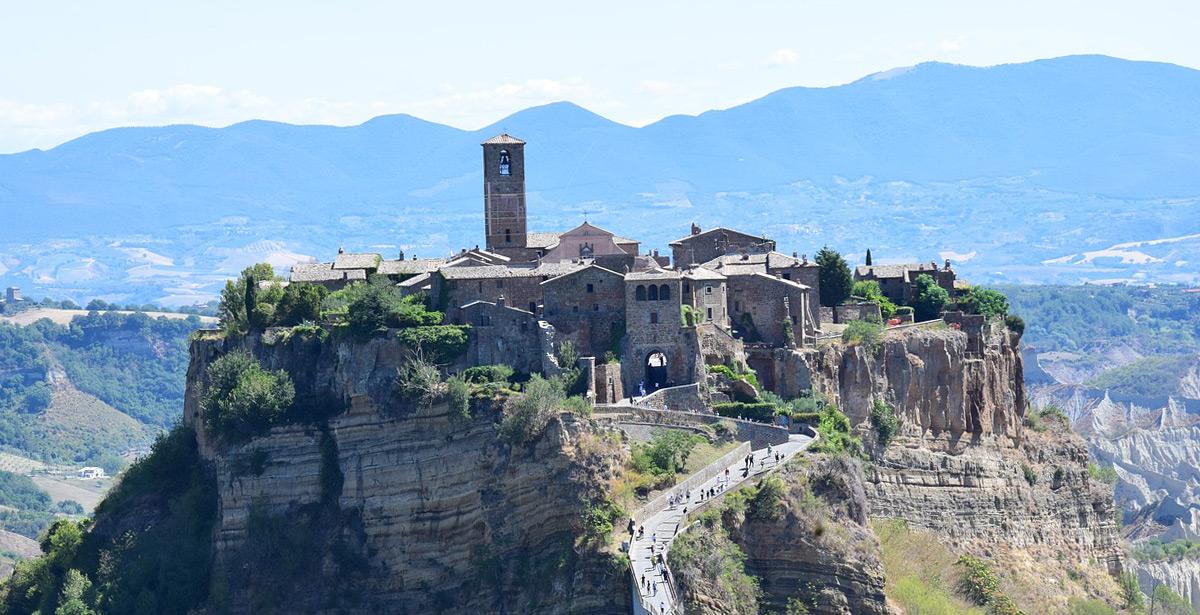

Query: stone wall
left=632, top=383, right=708, bottom=413
left=727, top=273, right=809, bottom=347
left=460, top=299, right=543, bottom=374
left=438, top=273, right=546, bottom=319
left=601, top=405, right=790, bottom=449
left=542, top=265, right=625, bottom=358
left=622, top=276, right=702, bottom=391
left=834, top=301, right=881, bottom=324
left=593, top=361, right=624, bottom=404
left=697, top=323, right=744, bottom=366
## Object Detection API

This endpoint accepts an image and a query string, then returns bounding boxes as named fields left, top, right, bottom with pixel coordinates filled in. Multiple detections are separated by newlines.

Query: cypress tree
left=243, top=272, right=257, bottom=329
left=865, top=248, right=873, bottom=266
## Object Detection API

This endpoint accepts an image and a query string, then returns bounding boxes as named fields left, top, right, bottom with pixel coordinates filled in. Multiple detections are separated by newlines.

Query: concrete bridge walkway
left=628, top=432, right=816, bottom=615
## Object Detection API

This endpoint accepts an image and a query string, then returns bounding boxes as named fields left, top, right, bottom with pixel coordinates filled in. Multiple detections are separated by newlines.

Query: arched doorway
left=645, top=351, right=668, bottom=391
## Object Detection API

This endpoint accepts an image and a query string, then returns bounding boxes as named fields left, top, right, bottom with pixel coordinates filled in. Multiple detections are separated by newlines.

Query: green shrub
left=0, top=470, right=52, bottom=512
left=1021, top=463, right=1037, bottom=486
left=556, top=339, right=578, bottom=369
left=343, top=277, right=443, bottom=335
left=709, top=363, right=760, bottom=391
left=581, top=497, right=624, bottom=541
left=956, top=555, right=1024, bottom=615
left=852, top=280, right=897, bottom=318
left=870, top=399, right=900, bottom=449
left=498, top=375, right=564, bottom=445
left=395, top=325, right=469, bottom=363
left=202, top=351, right=295, bottom=443
left=746, top=475, right=785, bottom=521
left=1087, top=463, right=1118, bottom=485
left=808, top=405, right=863, bottom=458
left=632, top=429, right=705, bottom=476
left=1066, top=598, right=1118, bottom=615
left=958, top=286, right=1010, bottom=319
left=394, top=354, right=444, bottom=407
left=446, top=376, right=470, bottom=422
left=561, top=395, right=592, bottom=417
left=1118, top=571, right=1144, bottom=610
left=274, top=283, right=329, bottom=326
left=461, top=364, right=514, bottom=384
left=912, top=274, right=950, bottom=321
left=1004, top=314, right=1024, bottom=337
left=842, top=320, right=883, bottom=352
left=1150, top=583, right=1194, bottom=615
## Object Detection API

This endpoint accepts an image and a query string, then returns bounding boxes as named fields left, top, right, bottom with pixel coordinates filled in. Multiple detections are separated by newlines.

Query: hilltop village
left=291, top=134, right=958, bottom=399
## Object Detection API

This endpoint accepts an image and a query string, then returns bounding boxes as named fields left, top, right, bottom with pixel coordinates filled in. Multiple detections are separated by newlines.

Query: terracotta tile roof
left=855, top=263, right=940, bottom=281
left=481, top=133, right=525, bottom=145
left=540, top=263, right=623, bottom=286
left=669, top=226, right=769, bottom=246
left=625, top=267, right=682, bottom=281
left=681, top=266, right=726, bottom=281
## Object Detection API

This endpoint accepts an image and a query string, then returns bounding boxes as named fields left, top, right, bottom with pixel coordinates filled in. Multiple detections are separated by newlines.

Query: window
left=704, top=285, right=713, bottom=295
left=586, top=283, right=594, bottom=293
left=683, top=282, right=690, bottom=294
left=496, top=280, right=503, bottom=289
left=783, top=273, right=791, bottom=280
left=650, top=312, right=658, bottom=324
left=499, top=150, right=511, bottom=175
left=478, top=281, right=483, bottom=293
left=529, top=301, right=537, bottom=314
left=636, top=285, right=646, bottom=301
left=707, top=307, right=713, bottom=320
left=734, top=301, right=741, bottom=312
left=505, top=229, right=512, bottom=243
left=573, top=305, right=579, bottom=313
left=659, top=285, right=670, bottom=301
left=593, top=304, right=599, bottom=312
left=648, top=285, right=659, bottom=301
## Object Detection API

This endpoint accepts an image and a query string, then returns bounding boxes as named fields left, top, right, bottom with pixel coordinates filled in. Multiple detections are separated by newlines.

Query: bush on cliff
left=274, top=283, right=329, bottom=326
left=870, top=400, right=900, bottom=450
left=631, top=429, right=705, bottom=476
left=841, top=320, right=883, bottom=352
left=202, top=351, right=295, bottom=443
left=852, top=280, right=897, bottom=319
left=817, top=246, right=853, bottom=308
left=498, top=375, right=564, bottom=445
left=808, top=405, right=863, bottom=458
left=395, top=325, right=469, bottom=363
left=912, top=274, right=950, bottom=321
left=461, top=364, right=514, bottom=384
left=957, top=286, right=1009, bottom=319
left=345, top=277, right=443, bottom=335
left=714, top=402, right=776, bottom=422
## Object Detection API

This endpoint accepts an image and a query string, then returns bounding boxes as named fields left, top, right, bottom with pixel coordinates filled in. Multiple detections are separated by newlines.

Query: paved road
left=628, top=432, right=815, bottom=615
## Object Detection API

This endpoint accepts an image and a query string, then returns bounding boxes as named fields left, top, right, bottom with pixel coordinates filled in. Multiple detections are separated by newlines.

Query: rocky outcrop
left=773, top=324, right=1123, bottom=572
left=185, top=331, right=629, bottom=614
left=1133, top=557, right=1200, bottom=611
left=672, top=457, right=889, bottom=615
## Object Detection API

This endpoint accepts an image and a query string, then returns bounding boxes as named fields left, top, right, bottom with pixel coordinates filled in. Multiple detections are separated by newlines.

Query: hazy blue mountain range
left=2, top=54, right=1198, bottom=305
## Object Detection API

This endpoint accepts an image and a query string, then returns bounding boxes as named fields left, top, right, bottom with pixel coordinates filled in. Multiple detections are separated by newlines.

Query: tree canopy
left=816, top=246, right=852, bottom=307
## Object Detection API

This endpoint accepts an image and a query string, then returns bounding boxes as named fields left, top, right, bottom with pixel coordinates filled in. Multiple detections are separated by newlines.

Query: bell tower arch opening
left=482, top=134, right=527, bottom=256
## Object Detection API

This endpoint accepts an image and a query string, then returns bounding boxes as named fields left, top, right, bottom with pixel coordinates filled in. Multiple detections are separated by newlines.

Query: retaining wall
left=630, top=441, right=751, bottom=526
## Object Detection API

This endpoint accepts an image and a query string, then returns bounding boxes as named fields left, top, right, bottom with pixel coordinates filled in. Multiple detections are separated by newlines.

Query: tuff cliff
left=774, top=324, right=1125, bottom=588
left=671, top=456, right=889, bottom=615
left=183, top=330, right=629, bottom=615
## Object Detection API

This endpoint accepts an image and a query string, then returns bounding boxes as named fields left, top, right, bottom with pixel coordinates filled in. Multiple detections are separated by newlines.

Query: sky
left=1, top=0, right=1197, bottom=153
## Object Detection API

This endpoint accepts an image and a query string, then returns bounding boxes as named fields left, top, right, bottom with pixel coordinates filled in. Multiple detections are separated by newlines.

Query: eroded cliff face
left=672, top=457, right=889, bottom=615
left=185, top=331, right=628, bottom=615
left=775, top=326, right=1123, bottom=572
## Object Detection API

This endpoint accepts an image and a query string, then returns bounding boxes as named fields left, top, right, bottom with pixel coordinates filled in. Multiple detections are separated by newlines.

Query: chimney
left=411, top=254, right=417, bottom=260
left=653, top=249, right=659, bottom=257
left=741, top=253, right=749, bottom=261
left=475, top=244, right=479, bottom=251
left=337, top=246, right=345, bottom=254
left=801, top=254, right=808, bottom=264
left=792, top=251, right=798, bottom=258
left=398, top=249, right=405, bottom=260
left=691, top=223, right=701, bottom=236
left=497, top=295, right=506, bottom=308
left=944, top=259, right=952, bottom=270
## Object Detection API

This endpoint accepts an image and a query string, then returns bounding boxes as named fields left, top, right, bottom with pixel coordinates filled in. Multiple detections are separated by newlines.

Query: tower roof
left=481, top=133, right=525, bottom=145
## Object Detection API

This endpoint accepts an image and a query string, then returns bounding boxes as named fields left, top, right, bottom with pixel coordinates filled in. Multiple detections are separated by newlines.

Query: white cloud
left=766, top=48, right=800, bottom=68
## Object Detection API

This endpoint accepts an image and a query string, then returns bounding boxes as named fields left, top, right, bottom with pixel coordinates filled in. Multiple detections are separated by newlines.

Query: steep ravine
left=185, top=331, right=629, bottom=614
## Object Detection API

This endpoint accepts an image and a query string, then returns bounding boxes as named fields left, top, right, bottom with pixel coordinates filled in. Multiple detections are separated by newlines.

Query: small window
left=573, top=305, right=578, bottom=313
left=734, top=301, right=741, bottom=312
left=593, top=304, right=599, bottom=312
left=636, top=285, right=646, bottom=301
left=496, top=280, right=503, bottom=289
left=499, top=150, right=511, bottom=175
left=704, top=285, right=713, bottom=295
left=648, top=285, right=659, bottom=301
left=650, top=312, right=658, bottom=324
left=707, top=307, right=713, bottom=320
left=505, top=229, right=512, bottom=243
left=782, top=273, right=791, bottom=280
left=586, top=283, right=594, bottom=293
left=683, top=282, right=690, bottom=294
left=477, top=281, right=483, bottom=293
left=530, top=301, right=537, bottom=314
left=659, top=285, right=670, bottom=301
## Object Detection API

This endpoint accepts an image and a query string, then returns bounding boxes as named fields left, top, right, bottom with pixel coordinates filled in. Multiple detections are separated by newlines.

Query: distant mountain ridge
left=2, top=55, right=1198, bottom=303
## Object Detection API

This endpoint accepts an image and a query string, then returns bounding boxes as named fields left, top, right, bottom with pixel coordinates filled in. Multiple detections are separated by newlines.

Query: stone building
left=434, top=261, right=583, bottom=320
left=459, top=297, right=546, bottom=374
left=854, top=260, right=956, bottom=305
left=482, top=134, right=532, bottom=260
left=621, top=267, right=701, bottom=391
left=670, top=225, right=775, bottom=267
left=703, top=251, right=821, bottom=328
left=680, top=266, right=728, bottom=327
left=540, top=264, right=626, bottom=358
left=726, top=273, right=812, bottom=348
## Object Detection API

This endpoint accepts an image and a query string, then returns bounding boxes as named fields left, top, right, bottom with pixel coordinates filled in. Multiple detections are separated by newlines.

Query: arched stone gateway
left=645, top=351, right=668, bottom=391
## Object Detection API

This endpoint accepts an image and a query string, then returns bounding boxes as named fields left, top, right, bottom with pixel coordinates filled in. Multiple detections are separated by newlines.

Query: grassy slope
left=873, top=519, right=985, bottom=615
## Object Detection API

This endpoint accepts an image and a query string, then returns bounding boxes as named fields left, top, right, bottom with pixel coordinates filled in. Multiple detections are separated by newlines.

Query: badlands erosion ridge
left=0, top=135, right=1145, bottom=615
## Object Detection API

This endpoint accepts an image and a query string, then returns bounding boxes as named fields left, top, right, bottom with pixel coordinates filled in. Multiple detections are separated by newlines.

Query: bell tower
left=482, top=134, right=527, bottom=255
